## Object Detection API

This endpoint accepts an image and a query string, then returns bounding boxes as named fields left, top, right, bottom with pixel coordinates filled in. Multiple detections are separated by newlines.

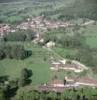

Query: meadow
left=0, top=42, right=75, bottom=85
left=84, top=24, right=97, bottom=48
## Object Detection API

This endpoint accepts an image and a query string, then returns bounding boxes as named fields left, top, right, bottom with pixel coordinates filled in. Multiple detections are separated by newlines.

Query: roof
left=65, top=76, right=75, bottom=82
left=51, top=59, right=88, bottom=71
left=65, top=76, right=97, bottom=86
left=38, top=85, right=72, bottom=92
left=49, top=79, right=64, bottom=85
left=76, top=77, right=97, bottom=85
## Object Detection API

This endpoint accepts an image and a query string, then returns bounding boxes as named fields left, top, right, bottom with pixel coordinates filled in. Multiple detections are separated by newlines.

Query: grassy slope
left=0, top=23, right=97, bottom=84
left=83, top=24, right=97, bottom=48
left=0, top=42, right=74, bottom=85
left=0, top=42, right=50, bottom=85
left=0, top=0, right=75, bottom=22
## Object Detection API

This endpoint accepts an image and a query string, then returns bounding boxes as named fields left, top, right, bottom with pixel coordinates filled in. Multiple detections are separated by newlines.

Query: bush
left=0, top=43, right=29, bottom=60
left=4, top=30, right=36, bottom=42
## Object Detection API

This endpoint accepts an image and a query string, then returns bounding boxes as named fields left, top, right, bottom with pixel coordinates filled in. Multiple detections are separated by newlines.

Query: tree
left=0, top=42, right=5, bottom=59
left=4, top=44, right=12, bottom=58
left=18, top=68, right=32, bottom=87
left=0, top=43, right=31, bottom=60
left=4, top=31, right=26, bottom=41
left=0, top=48, right=4, bottom=59
left=4, top=30, right=36, bottom=42
left=11, top=44, right=25, bottom=60
left=0, top=89, right=5, bottom=100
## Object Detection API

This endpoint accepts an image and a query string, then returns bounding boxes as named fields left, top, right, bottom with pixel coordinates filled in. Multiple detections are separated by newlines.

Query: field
left=53, top=47, right=78, bottom=58
left=1, top=41, right=96, bottom=85
left=72, top=23, right=97, bottom=48
left=0, top=42, right=49, bottom=85
left=0, top=0, right=97, bottom=86
left=83, top=24, right=97, bottom=48
left=0, top=42, right=76, bottom=85
left=0, top=23, right=97, bottom=86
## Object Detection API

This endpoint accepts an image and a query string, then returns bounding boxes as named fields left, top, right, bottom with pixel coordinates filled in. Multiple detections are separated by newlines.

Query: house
left=0, top=24, right=11, bottom=37
left=48, top=79, right=65, bottom=87
left=75, top=77, right=97, bottom=87
left=37, top=77, right=78, bottom=92
left=37, top=79, right=67, bottom=92
left=46, top=41, right=55, bottom=48
left=38, top=85, right=66, bottom=92
left=37, top=75, right=97, bottom=93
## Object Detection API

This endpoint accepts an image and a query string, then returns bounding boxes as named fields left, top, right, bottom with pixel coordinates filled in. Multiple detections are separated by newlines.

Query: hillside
left=0, top=0, right=21, bottom=3
left=73, top=0, right=97, bottom=19
left=42, top=0, right=97, bottom=20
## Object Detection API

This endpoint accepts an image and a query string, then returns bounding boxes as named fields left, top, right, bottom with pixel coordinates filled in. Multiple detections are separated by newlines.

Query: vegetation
left=18, top=68, right=32, bottom=87
left=4, top=30, right=36, bottom=41
left=13, top=87, right=97, bottom=100
left=0, top=42, right=29, bottom=60
left=44, top=28, right=85, bottom=48
left=0, top=0, right=97, bottom=99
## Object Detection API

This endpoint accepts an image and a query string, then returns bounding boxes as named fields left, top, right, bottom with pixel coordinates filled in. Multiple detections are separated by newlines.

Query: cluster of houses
left=0, top=24, right=10, bottom=37
left=0, top=16, right=96, bottom=40
left=0, top=24, right=16, bottom=38
left=0, top=16, right=72, bottom=40
left=16, top=16, right=72, bottom=31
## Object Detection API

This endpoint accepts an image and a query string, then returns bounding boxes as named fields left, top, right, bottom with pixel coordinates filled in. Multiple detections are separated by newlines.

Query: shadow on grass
left=24, top=50, right=32, bottom=59
left=0, top=75, right=9, bottom=82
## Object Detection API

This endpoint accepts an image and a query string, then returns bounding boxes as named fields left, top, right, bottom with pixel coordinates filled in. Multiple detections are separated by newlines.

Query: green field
left=53, top=47, right=78, bottom=58
left=1, top=23, right=97, bottom=85
left=0, top=42, right=50, bottom=85
left=0, top=42, right=76, bottom=85
left=83, top=24, right=97, bottom=48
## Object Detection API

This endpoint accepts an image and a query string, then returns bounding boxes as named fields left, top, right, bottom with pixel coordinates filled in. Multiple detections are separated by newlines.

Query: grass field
left=0, top=42, right=50, bottom=85
left=0, top=42, right=76, bottom=85
left=53, top=47, right=78, bottom=58
left=0, top=23, right=97, bottom=85
left=83, top=24, right=97, bottom=48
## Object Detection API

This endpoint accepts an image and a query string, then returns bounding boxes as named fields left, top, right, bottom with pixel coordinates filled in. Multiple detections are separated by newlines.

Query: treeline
left=13, top=87, right=97, bottom=100
left=65, top=47, right=97, bottom=67
left=43, top=28, right=85, bottom=48
left=0, top=0, right=20, bottom=3
left=3, top=30, right=36, bottom=42
left=43, top=28, right=97, bottom=67
left=0, top=42, right=31, bottom=60
left=0, top=68, right=32, bottom=100
left=42, top=0, right=97, bottom=21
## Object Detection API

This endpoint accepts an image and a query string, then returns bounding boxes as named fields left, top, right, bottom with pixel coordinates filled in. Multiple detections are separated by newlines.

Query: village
left=0, top=16, right=97, bottom=93
left=0, top=16, right=72, bottom=37
left=0, top=16, right=96, bottom=38
left=0, top=0, right=97, bottom=99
